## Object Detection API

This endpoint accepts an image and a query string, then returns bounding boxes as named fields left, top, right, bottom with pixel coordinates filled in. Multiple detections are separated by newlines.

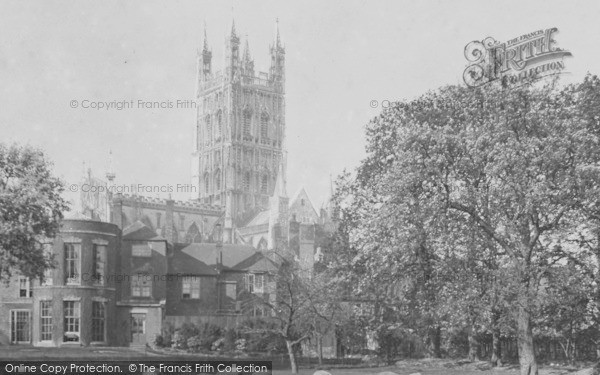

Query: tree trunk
left=428, top=326, right=442, bottom=358
left=286, top=340, right=298, bottom=374
left=468, top=325, right=480, bottom=362
left=517, top=305, right=538, bottom=375
left=490, top=329, right=502, bottom=367
left=317, top=335, right=323, bottom=365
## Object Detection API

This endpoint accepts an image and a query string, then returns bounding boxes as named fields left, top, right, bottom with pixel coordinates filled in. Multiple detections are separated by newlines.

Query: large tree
left=335, top=76, right=600, bottom=375
left=245, top=254, right=334, bottom=373
left=0, top=143, right=68, bottom=282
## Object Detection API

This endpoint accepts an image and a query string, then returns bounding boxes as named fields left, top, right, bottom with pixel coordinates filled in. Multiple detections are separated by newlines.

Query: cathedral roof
left=123, top=220, right=164, bottom=241
left=289, top=187, right=319, bottom=216
left=244, top=209, right=271, bottom=227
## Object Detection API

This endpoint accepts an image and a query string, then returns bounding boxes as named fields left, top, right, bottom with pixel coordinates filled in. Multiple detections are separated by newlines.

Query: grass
left=0, top=347, right=588, bottom=375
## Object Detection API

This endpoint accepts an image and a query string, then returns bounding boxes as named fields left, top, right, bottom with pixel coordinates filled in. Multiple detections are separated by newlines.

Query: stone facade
left=0, top=20, right=336, bottom=354
left=191, top=21, right=286, bottom=243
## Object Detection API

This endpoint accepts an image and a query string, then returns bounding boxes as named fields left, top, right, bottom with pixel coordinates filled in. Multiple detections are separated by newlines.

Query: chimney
left=165, top=199, right=175, bottom=243
left=111, top=195, right=123, bottom=228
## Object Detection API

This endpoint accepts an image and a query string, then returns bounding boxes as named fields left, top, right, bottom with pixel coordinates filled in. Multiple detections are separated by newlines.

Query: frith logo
left=463, top=27, right=572, bottom=87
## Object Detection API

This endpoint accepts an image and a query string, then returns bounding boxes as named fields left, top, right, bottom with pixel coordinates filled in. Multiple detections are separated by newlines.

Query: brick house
left=0, top=217, right=296, bottom=347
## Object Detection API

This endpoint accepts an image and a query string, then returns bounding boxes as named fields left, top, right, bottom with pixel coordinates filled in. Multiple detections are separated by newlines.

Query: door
left=10, top=310, right=30, bottom=344
left=130, top=313, right=146, bottom=345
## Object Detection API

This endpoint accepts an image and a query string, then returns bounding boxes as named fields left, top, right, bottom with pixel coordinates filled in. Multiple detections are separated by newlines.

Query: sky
left=1, top=0, right=599, bottom=210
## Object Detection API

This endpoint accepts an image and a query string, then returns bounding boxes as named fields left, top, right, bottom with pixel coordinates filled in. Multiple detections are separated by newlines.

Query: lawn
left=0, top=347, right=589, bottom=375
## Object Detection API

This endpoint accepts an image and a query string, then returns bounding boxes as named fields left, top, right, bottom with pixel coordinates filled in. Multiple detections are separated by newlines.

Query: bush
left=223, top=328, right=237, bottom=352
left=168, top=322, right=223, bottom=352
left=151, top=334, right=165, bottom=348
left=239, top=318, right=286, bottom=353
left=187, top=335, right=203, bottom=352
left=211, top=337, right=225, bottom=351
left=161, top=322, right=175, bottom=347
left=199, top=323, right=222, bottom=351
left=172, top=330, right=187, bottom=349
left=235, top=338, right=247, bottom=352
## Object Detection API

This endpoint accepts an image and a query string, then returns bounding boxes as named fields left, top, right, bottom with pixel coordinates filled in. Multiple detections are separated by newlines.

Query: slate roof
left=245, top=210, right=271, bottom=227
left=170, top=243, right=279, bottom=275
left=123, top=220, right=165, bottom=241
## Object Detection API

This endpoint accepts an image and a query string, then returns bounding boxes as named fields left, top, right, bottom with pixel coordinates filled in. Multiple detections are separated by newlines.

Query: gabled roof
left=245, top=210, right=271, bottom=227
left=169, top=246, right=218, bottom=276
left=123, top=220, right=162, bottom=241
left=234, top=252, right=279, bottom=272
left=170, top=243, right=276, bottom=274
left=289, top=187, right=319, bottom=217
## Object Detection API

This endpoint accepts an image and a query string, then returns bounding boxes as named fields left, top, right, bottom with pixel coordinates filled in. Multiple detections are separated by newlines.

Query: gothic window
left=216, top=110, right=223, bottom=138
left=215, top=170, right=221, bottom=191
left=236, top=148, right=241, bottom=165
left=243, top=172, right=250, bottom=191
left=185, top=223, right=202, bottom=243
left=261, top=175, right=268, bottom=194
left=260, top=112, right=269, bottom=139
left=205, top=115, right=212, bottom=141
left=204, top=174, right=210, bottom=194
left=243, top=110, right=252, bottom=137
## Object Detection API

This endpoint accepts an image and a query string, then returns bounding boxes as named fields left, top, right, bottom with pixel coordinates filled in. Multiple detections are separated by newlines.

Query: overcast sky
left=1, top=0, right=599, bottom=209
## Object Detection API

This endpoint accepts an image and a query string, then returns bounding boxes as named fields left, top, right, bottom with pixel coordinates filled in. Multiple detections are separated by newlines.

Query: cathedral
left=0, top=20, right=337, bottom=352
left=79, top=19, right=334, bottom=259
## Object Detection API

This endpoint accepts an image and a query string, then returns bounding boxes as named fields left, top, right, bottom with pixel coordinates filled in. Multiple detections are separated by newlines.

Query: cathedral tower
left=191, top=20, right=286, bottom=243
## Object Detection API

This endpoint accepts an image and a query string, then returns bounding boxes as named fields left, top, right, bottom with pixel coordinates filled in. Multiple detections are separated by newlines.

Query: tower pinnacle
left=274, top=18, right=281, bottom=48
left=231, top=18, right=237, bottom=38
left=106, top=149, right=115, bottom=183
left=202, top=21, right=209, bottom=52
left=243, top=35, right=251, bottom=61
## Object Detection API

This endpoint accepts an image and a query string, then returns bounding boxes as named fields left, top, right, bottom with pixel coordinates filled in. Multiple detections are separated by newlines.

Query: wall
left=0, top=219, right=121, bottom=347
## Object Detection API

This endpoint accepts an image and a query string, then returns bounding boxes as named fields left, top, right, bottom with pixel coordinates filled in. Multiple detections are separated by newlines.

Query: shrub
left=211, top=337, right=225, bottom=351
left=161, top=322, right=175, bottom=347
left=198, top=323, right=222, bottom=351
left=239, top=318, right=286, bottom=353
left=187, top=335, right=203, bottom=352
left=223, top=328, right=237, bottom=352
left=172, top=330, right=187, bottom=349
left=235, top=338, right=247, bottom=352
left=151, top=334, right=165, bottom=348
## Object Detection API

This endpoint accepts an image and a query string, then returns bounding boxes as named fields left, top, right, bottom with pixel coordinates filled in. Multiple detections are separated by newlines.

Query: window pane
left=132, top=244, right=151, bottom=257
left=92, top=302, right=105, bottom=342
left=40, top=301, right=52, bottom=341
left=93, top=245, right=106, bottom=285
left=64, top=244, right=80, bottom=284
left=63, top=301, right=80, bottom=342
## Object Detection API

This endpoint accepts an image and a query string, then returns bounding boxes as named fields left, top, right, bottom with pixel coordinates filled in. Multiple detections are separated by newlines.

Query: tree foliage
left=333, top=75, right=600, bottom=375
left=0, top=143, right=68, bottom=282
